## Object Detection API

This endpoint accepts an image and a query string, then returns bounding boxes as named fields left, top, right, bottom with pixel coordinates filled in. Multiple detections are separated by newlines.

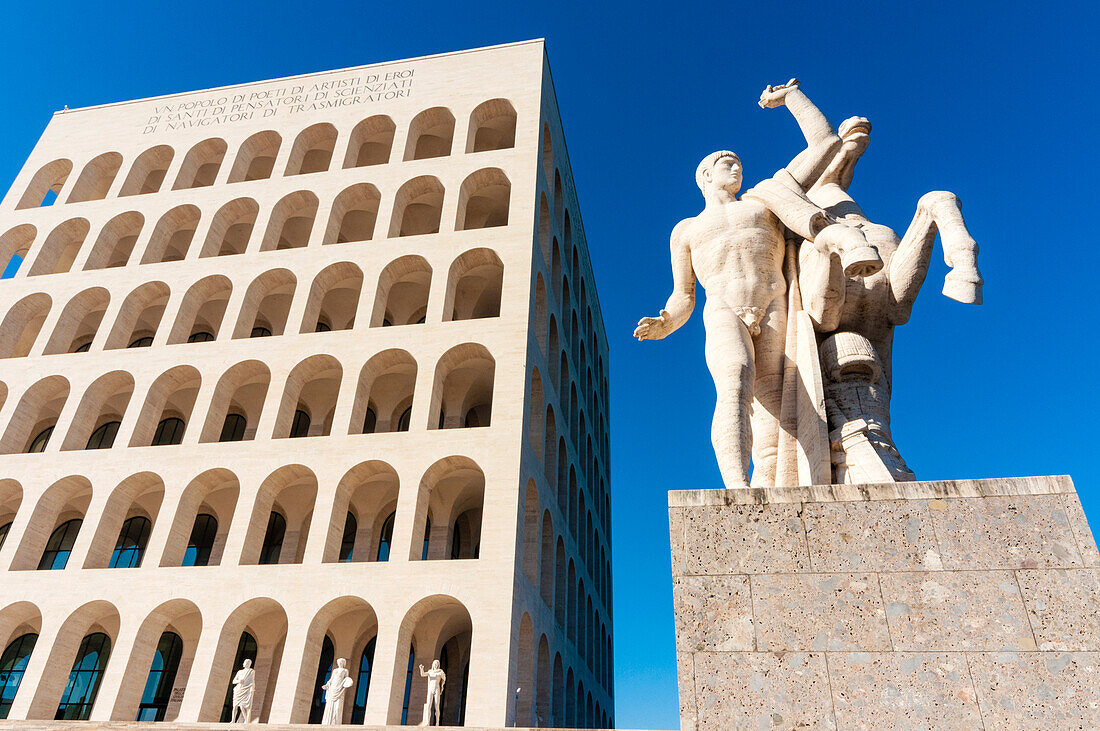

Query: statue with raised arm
left=229, top=658, right=255, bottom=723
left=418, top=659, right=446, bottom=726
left=798, top=116, right=983, bottom=482
left=634, top=79, right=882, bottom=488
left=321, top=657, right=353, bottom=725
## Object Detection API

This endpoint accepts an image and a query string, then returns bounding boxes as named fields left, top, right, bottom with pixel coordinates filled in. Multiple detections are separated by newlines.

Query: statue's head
left=242, top=659, right=252, bottom=669
left=838, top=116, right=871, bottom=153
left=431, top=659, right=441, bottom=670
left=696, top=151, right=742, bottom=198
left=337, top=658, right=347, bottom=669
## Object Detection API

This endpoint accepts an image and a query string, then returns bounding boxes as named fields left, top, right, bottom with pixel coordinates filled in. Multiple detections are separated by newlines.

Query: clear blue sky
left=2, top=2, right=1098, bottom=728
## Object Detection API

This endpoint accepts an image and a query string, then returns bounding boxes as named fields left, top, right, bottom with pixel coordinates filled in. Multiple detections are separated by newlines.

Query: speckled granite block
left=670, top=475, right=1100, bottom=731
left=829, top=652, right=982, bottom=730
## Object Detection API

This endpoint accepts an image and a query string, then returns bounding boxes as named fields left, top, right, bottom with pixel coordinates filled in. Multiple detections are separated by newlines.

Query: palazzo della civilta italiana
left=0, top=40, right=612, bottom=728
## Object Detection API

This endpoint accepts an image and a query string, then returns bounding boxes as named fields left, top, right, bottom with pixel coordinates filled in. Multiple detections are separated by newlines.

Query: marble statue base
left=669, top=475, right=1100, bottom=730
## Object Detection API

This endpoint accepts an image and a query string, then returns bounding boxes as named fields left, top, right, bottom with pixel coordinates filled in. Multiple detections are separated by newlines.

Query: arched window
left=250, top=326, right=272, bottom=338
left=38, top=518, right=81, bottom=569
left=362, top=408, right=377, bottom=434
left=289, top=409, right=311, bottom=438
left=183, top=513, right=218, bottom=567
left=151, top=417, right=185, bottom=446
left=400, top=644, right=416, bottom=724
left=349, top=637, right=376, bottom=723
left=27, top=426, right=54, bottom=453
left=218, top=413, right=247, bottom=442
left=85, top=421, right=120, bottom=450
left=421, top=516, right=431, bottom=561
left=259, top=511, right=286, bottom=564
left=128, top=336, right=153, bottom=348
left=450, top=522, right=463, bottom=560
left=0, top=633, right=37, bottom=719
left=220, top=633, right=258, bottom=722
left=55, top=632, right=111, bottom=720
left=109, top=515, right=152, bottom=568
left=136, top=631, right=183, bottom=721
left=376, top=512, right=395, bottom=562
left=187, top=331, right=215, bottom=343
left=339, top=511, right=357, bottom=563
left=397, top=407, right=412, bottom=432
left=308, top=635, right=335, bottom=723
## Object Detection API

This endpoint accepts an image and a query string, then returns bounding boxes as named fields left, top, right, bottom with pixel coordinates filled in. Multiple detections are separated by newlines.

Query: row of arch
left=516, top=614, right=611, bottom=728
left=0, top=344, right=495, bottom=457
left=0, top=250, right=503, bottom=361
left=0, top=593, right=486, bottom=725
left=1, top=168, right=511, bottom=278
left=16, top=99, right=518, bottom=210
left=0, top=459, right=484, bottom=574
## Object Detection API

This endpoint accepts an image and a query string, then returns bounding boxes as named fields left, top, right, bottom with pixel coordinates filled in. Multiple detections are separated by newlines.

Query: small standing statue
left=321, top=658, right=354, bottom=725
left=229, top=658, right=255, bottom=723
left=418, top=659, right=446, bottom=726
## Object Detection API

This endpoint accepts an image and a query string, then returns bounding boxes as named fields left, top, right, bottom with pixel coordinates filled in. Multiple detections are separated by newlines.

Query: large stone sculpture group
left=636, top=79, right=982, bottom=488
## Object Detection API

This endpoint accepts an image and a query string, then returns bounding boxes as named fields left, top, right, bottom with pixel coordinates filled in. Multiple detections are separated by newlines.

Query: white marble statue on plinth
left=321, top=657, right=353, bottom=725
left=636, top=79, right=981, bottom=488
left=417, top=659, right=446, bottom=726
left=229, top=658, right=255, bottom=723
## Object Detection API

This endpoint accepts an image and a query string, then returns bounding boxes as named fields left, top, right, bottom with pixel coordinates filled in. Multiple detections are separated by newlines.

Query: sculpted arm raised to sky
left=759, top=79, right=841, bottom=190
left=634, top=220, right=695, bottom=340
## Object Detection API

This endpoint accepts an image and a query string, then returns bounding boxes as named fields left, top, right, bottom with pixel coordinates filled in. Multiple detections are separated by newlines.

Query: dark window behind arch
left=109, top=515, right=151, bottom=568
left=0, top=521, right=10, bottom=552
left=151, top=417, right=185, bottom=446
left=289, top=409, right=311, bottom=438
left=376, top=512, right=395, bottom=562
left=85, top=421, right=120, bottom=450
left=400, top=644, right=415, bottom=724
left=0, top=633, right=38, bottom=719
left=55, top=632, right=111, bottom=720
left=38, top=518, right=82, bottom=570
left=220, top=632, right=258, bottom=722
left=136, top=631, right=182, bottom=721
left=339, top=512, right=357, bottom=563
left=187, top=331, right=215, bottom=343
left=183, top=513, right=218, bottom=566
left=27, top=426, right=54, bottom=453
left=308, top=635, right=335, bottom=723
left=350, top=637, right=376, bottom=723
left=259, top=511, right=286, bottom=564
left=218, top=413, right=247, bottom=442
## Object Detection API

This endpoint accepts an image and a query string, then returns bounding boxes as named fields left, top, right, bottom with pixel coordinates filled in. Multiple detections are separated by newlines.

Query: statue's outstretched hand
left=634, top=310, right=672, bottom=340
left=758, top=78, right=800, bottom=108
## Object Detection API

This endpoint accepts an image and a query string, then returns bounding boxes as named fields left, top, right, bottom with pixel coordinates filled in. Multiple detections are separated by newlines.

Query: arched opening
left=0, top=602, right=41, bottom=719
left=28, top=218, right=89, bottom=276
left=239, top=465, right=317, bottom=565
left=350, top=349, right=416, bottom=435
left=516, top=614, right=535, bottom=725
left=159, top=469, right=239, bottom=567
left=0, top=376, right=69, bottom=454
left=0, top=481, right=21, bottom=554
left=411, top=457, right=484, bottom=561
left=522, top=481, right=540, bottom=585
left=103, top=281, right=170, bottom=349
left=538, top=194, right=551, bottom=267
left=83, top=212, right=144, bottom=270
left=534, top=275, right=548, bottom=353
left=285, top=123, right=337, bottom=175
left=343, top=115, right=395, bottom=168
left=67, top=152, right=123, bottom=203
left=565, top=668, right=575, bottom=727
left=197, top=598, right=287, bottom=723
left=541, top=123, right=554, bottom=185
left=260, top=191, right=318, bottom=250
left=430, top=343, right=495, bottom=430
left=59, top=371, right=134, bottom=451
left=128, top=366, right=201, bottom=447
left=299, top=262, right=363, bottom=333
left=466, top=98, right=517, bottom=153
left=536, top=636, right=550, bottom=727
left=322, top=461, right=399, bottom=564
left=140, top=205, right=200, bottom=263
left=371, top=255, right=431, bottom=327
left=16, top=159, right=71, bottom=209
left=288, top=597, right=378, bottom=724
left=0, top=293, right=51, bottom=359
left=455, top=168, right=510, bottom=230
left=42, top=288, right=109, bottom=355
left=232, top=268, right=296, bottom=338
left=82, top=472, right=164, bottom=569
left=404, top=107, right=455, bottom=161
left=444, top=247, right=503, bottom=321
left=554, top=539, right=567, bottom=627
left=228, top=131, right=281, bottom=183
left=388, top=596, right=472, bottom=725
left=272, top=355, right=341, bottom=439
left=166, top=275, right=232, bottom=344
left=323, top=183, right=380, bottom=244
left=0, top=224, right=35, bottom=277
left=389, top=176, right=444, bottom=237
left=553, top=170, right=563, bottom=228
left=552, top=654, right=564, bottom=726
left=118, top=145, right=173, bottom=196
left=540, top=512, right=555, bottom=608
left=172, top=138, right=227, bottom=189
left=528, top=370, right=545, bottom=461
left=199, top=198, right=258, bottom=257
left=199, top=360, right=271, bottom=443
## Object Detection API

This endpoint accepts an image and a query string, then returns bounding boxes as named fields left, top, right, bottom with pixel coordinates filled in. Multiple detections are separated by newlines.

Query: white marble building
left=0, top=40, right=612, bottom=727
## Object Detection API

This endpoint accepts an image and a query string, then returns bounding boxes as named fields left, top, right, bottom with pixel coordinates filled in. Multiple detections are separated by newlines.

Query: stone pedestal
left=669, top=475, right=1100, bottom=730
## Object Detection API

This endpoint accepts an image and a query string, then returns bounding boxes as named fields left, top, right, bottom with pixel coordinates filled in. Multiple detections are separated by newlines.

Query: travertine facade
left=670, top=475, right=1100, bottom=730
left=0, top=40, right=613, bottom=727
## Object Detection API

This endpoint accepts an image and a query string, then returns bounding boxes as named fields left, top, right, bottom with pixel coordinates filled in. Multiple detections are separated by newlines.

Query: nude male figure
left=634, top=80, right=879, bottom=487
